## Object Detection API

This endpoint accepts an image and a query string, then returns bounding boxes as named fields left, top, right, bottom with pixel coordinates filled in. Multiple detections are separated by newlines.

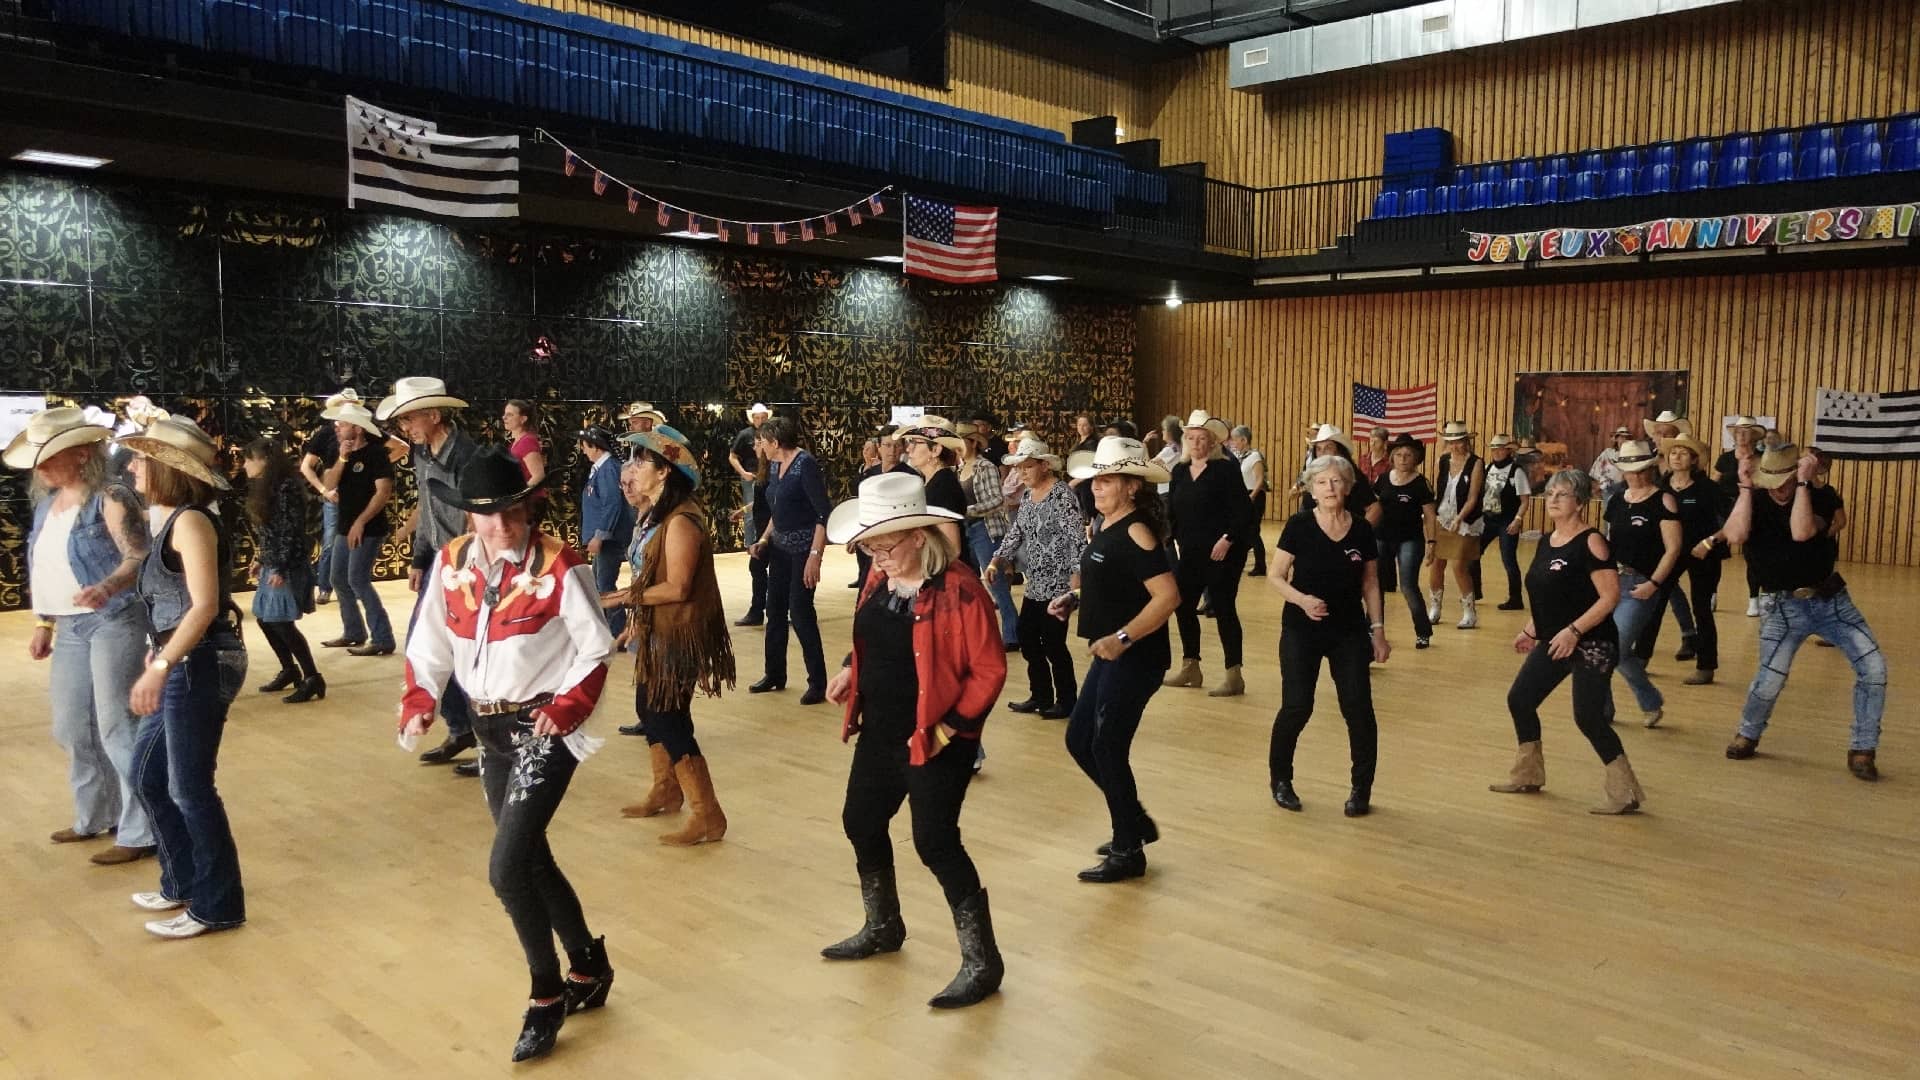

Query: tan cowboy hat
left=327, top=401, right=382, bottom=438
left=1615, top=439, right=1660, bottom=473
left=123, top=395, right=171, bottom=428
left=1661, top=433, right=1711, bottom=461
left=1643, top=409, right=1695, bottom=440
left=117, top=415, right=231, bottom=490
left=1440, top=419, right=1473, bottom=442
left=374, top=376, right=468, bottom=421
left=1751, top=442, right=1803, bottom=490
left=1487, top=433, right=1516, bottom=450
left=893, top=415, right=967, bottom=452
left=826, top=472, right=964, bottom=545
left=1724, top=414, right=1765, bottom=432
left=1001, top=436, right=1061, bottom=469
left=620, top=400, right=667, bottom=425
left=3, top=407, right=114, bottom=470
left=321, top=389, right=365, bottom=415
left=1067, top=436, right=1172, bottom=484
left=1305, top=423, right=1356, bottom=457
left=1182, top=409, right=1231, bottom=442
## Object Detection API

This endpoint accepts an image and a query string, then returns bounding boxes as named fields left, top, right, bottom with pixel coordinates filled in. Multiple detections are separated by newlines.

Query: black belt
left=470, top=693, right=554, bottom=717
left=1770, top=573, right=1846, bottom=601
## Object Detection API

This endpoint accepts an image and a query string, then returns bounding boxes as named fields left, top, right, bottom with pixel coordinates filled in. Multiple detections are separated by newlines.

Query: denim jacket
left=28, top=484, right=147, bottom=620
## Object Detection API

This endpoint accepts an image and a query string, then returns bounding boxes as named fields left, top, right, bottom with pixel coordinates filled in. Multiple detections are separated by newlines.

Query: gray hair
left=1544, top=467, right=1592, bottom=502
left=1160, top=415, right=1182, bottom=440
left=1301, top=453, right=1355, bottom=486
left=1230, top=425, right=1253, bottom=442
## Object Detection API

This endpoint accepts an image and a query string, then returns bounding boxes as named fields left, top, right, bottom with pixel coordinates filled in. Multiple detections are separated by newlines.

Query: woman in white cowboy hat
left=1163, top=409, right=1256, bottom=697
left=1293, top=423, right=1381, bottom=521
left=399, top=445, right=617, bottom=1061
left=1602, top=441, right=1681, bottom=727
left=1429, top=419, right=1486, bottom=630
left=1714, top=415, right=1768, bottom=617
left=988, top=436, right=1086, bottom=718
left=1643, top=409, right=1693, bottom=444
left=239, top=438, right=325, bottom=705
left=894, top=415, right=971, bottom=562
left=1050, top=437, right=1180, bottom=882
left=7, top=407, right=156, bottom=866
left=116, top=415, right=252, bottom=937
left=821, top=472, right=1008, bottom=1009
left=612, top=425, right=736, bottom=845
left=1659, top=431, right=1725, bottom=685
left=319, top=401, right=397, bottom=657
left=300, top=391, right=362, bottom=607
left=1476, top=433, right=1533, bottom=612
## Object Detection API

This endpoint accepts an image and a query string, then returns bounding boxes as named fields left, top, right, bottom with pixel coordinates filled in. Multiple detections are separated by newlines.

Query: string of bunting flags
left=1465, top=201, right=1920, bottom=264
left=538, top=129, right=890, bottom=245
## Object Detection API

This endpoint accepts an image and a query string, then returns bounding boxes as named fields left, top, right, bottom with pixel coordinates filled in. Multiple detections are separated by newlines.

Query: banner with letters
left=1465, top=203, right=1919, bottom=264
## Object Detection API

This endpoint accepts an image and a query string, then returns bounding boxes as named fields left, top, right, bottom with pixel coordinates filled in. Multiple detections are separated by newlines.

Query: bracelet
left=1369, top=621, right=1385, bottom=630
left=35, top=618, right=56, bottom=631
left=933, top=726, right=952, bottom=747
left=1522, top=630, right=1537, bottom=639
left=1425, top=539, right=1436, bottom=544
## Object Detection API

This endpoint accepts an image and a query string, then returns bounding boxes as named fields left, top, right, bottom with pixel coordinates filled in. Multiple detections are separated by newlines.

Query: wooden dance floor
left=2, top=534, right=1915, bottom=1078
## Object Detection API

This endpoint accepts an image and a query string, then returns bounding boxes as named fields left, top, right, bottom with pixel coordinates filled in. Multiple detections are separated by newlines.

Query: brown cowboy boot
left=621, top=743, right=684, bottom=818
left=660, top=756, right=727, bottom=846
left=1589, top=754, right=1646, bottom=815
left=1488, top=741, right=1546, bottom=793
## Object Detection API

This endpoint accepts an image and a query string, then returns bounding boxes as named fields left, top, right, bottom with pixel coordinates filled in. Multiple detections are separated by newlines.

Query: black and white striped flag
left=1814, top=386, right=1920, bottom=459
left=345, top=96, right=519, bottom=219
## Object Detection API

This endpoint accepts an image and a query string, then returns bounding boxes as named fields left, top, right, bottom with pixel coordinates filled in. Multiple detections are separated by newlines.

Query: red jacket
left=842, top=566, right=1008, bottom=765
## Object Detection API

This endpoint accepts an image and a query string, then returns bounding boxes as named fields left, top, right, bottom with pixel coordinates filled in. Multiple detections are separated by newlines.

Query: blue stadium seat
left=1841, top=140, right=1884, bottom=176
left=1758, top=129, right=1795, bottom=159
left=1479, top=163, right=1507, bottom=186
left=207, top=0, right=277, bottom=60
left=341, top=25, right=403, bottom=80
left=1678, top=138, right=1714, bottom=171
left=286, top=0, right=353, bottom=24
left=467, top=52, right=517, bottom=104
left=1502, top=177, right=1532, bottom=207
left=1609, top=148, right=1641, bottom=173
left=1646, top=143, right=1677, bottom=170
left=59, top=0, right=132, bottom=33
left=1841, top=120, right=1880, bottom=149
left=276, top=12, right=339, bottom=68
left=1797, top=145, right=1838, bottom=180
left=1718, top=134, right=1755, bottom=161
left=408, top=10, right=463, bottom=48
left=1605, top=166, right=1636, bottom=198
left=1803, top=125, right=1838, bottom=153
left=1372, top=190, right=1399, bottom=219
left=133, top=0, right=205, bottom=46
left=1428, top=184, right=1455, bottom=213
left=1535, top=174, right=1565, bottom=204
left=1890, top=138, right=1920, bottom=172
left=520, top=60, right=568, bottom=112
left=1571, top=170, right=1600, bottom=201
left=355, top=0, right=407, bottom=35
left=1472, top=181, right=1499, bottom=210
left=1678, top=159, right=1712, bottom=192
left=1889, top=116, right=1920, bottom=144
left=1510, top=159, right=1538, bottom=183
left=469, top=24, right=519, bottom=59
left=1540, top=156, right=1572, bottom=178
left=405, top=38, right=462, bottom=94
left=1577, top=151, right=1606, bottom=175
left=1447, top=166, right=1475, bottom=190
left=1403, top=187, right=1430, bottom=216
left=1756, top=150, right=1794, bottom=185
left=1712, top=155, right=1754, bottom=187
left=1640, top=164, right=1673, bottom=193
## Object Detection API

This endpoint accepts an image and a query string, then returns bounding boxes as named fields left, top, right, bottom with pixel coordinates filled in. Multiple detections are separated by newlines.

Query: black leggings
left=1269, top=623, right=1378, bottom=789
left=634, top=684, right=701, bottom=762
left=475, top=711, right=592, bottom=1000
left=841, top=718, right=980, bottom=906
left=258, top=620, right=318, bottom=680
left=1173, top=541, right=1248, bottom=668
left=1247, top=493, right=1268, bottom=574
left=1505, top=644, right=1625, bottom=764
left=1635, top=557, right=1722, bottom=671
left=1017, top=596, right=1076, bottom=706
left=1065, top=656, right=1161, bottom=850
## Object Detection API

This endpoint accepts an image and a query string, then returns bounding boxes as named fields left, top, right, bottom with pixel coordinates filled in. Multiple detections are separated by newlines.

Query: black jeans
left=1504, top=644, right=1624, bottom=764
left=1269, top=623, right=1378, bottom=789
left=1065, top=656, right=1162, bottom=850
left=1247, top=492, right=1268, bottom=574
left=841, top=718, right=981, bottom=907
left=475, top=710, right=593, bottom=999
left=1376, top=536, right=1435, bottom=639
left=635, top=684, right=701, bottom=762
left=764, top=545, right=827, bottom=692
left=747, top=547, right=768, bottom=617
left=1173, top=541, right=1247, bottom=668
left=1017, top=596, right=1076, bottom=706
left=1477, top=513, right=1522, bottom=602
left=1635, top=557, right=1721, bottom=671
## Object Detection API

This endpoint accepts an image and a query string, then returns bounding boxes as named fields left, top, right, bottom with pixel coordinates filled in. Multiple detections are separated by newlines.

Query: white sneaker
left=1427, top=589, right=1443, bottom=625
left=1643, top=708, right=1664, bottom=729
left=145, top=912, right=210, bottom=939
left=1745, top=597, right=1760, bottom=618
left=1457, top=598, right=1478, bottom=630
left=131, top=891, right=184, bottom=912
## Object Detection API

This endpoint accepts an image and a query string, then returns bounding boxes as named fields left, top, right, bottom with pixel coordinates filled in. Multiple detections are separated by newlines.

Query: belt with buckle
left=1777, top=586, right=1820, bottom=600
left=470, top=693, right=553, bottom=717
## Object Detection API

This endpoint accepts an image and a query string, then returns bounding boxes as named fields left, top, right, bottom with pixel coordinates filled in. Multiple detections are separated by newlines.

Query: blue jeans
left=408, top=579, right=470, bottom=737
left=133, top=642, right=245, bottom=928
left=49, top=609, right=153, bottom=846
left=593, top=546, right=626, bottom=640
left=313, top=500, right=338, bottom=596
left=1375, top=537, right=1434, bottom=639
left=740, top=478, right=758, bottom=544
left=1611, top=570, right=1665, bottom=713
left=966, top=521, right=1019, bottom=644
left=1738, top=589, right=1886, bottom=750
left=332, top=533, right=394, bottom=649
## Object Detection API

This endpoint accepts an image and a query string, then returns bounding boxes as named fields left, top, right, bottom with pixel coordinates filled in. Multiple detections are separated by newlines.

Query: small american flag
left=1353, top=381, right=1438, bottom=440
left=903, top=195, right=998, bottom=284
left=1813, top=386, right=1920, bottom=459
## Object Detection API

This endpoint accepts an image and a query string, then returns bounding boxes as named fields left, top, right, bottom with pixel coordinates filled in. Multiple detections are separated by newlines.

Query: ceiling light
left=868, top=254, right=904, bottom=263
left=1025, top=274, right=1071, bottom=282
left=661, top=230, right=719, bottom=240
left=1429, top=262, right=1524, bottom=275
left=1164, top=296, right=1183, bottom=308
left=1253, top=273, right=1334, bottom=285
left=1337, top=267, right=1424, bottom=280
left=12, top=150, right=111, bottom=169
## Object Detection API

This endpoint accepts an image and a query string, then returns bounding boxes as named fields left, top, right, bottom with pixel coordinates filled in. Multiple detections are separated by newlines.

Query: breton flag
left=903, top=195, right=998, bottom=284
left=1813, top=386, right=1920, bottom=459
left=1352, top=381, right=1438, bottom=440
left=346, top=96, right=519, bottom=219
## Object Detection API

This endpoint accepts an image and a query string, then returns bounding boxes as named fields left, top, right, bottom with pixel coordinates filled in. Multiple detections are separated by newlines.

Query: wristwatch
left=1115, top=629, right=1132, bottom=646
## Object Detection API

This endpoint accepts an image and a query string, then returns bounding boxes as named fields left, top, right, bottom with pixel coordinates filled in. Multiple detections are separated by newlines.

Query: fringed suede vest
left=629, top=500, right=736, bottom=709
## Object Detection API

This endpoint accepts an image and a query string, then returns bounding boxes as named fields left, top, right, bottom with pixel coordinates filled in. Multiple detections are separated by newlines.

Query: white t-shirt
left=1238, top=449, right=1266, bottom=492
left=30, top=505, right=89, bottom=616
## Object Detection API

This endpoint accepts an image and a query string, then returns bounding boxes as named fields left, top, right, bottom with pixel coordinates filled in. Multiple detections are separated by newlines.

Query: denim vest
left=28, top=485, right=143, bottom=619
left=141, top=505, right=227, bottom=636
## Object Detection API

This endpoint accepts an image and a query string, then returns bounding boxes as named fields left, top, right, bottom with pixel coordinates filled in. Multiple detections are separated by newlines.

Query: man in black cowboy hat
left=577, top=426, right=634, bottom=642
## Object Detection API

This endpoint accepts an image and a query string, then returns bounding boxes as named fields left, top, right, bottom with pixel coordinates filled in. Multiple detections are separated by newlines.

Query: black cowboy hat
left=1387, top=432, right=1426, bottom=463
left=427, top=445, right=546, bottom=514
left=575, top=425, right=619, bottom=455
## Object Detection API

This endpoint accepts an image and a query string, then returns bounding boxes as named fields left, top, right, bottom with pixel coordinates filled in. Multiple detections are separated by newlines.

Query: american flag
left=903, top=195, right=998, bottom=284
left=1813, top=386, right=1920, bottom=459
left=1352, top=381, right=1438, bottom=440
left=345, top=96, right=518, bottom=219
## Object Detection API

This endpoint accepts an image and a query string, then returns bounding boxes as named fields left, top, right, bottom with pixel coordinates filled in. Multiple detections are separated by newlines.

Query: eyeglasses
left=858, top=538, right=911, bottom=557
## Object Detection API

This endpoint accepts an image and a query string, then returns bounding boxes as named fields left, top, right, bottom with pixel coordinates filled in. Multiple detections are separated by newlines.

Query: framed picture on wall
left=1512, top=370, right=1689, bottom=483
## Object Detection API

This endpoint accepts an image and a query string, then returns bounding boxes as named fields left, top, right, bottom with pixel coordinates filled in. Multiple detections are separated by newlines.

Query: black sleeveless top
left=1435, top=452, right=1483, bottom=524
left=1525, top=528, right=1616, bottom=642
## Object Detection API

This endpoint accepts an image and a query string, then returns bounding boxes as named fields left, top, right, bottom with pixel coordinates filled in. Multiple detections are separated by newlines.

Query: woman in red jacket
left=822, top=472, right=1009, bottom=1009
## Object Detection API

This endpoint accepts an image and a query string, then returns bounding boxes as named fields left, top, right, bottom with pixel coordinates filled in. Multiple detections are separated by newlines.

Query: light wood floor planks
left=0, top=534, right=1914, bottom=1079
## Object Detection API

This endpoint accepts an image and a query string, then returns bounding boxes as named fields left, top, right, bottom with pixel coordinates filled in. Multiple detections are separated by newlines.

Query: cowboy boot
left=1206, top=665, right=1245, bottom=697
left=927, top=889, right=1004, bottom=1009
left=1488, top=741, right=1546, bottom=793
left=821, top=868, right=907, bottom=959
left=1590, top=754, right=1645, bottom=814
left=1456, top=595, right=1478, bottom=630
left=659, top=756, right=727, bottom=845
left=621, top=743, right=684, bottom=818
left=1426, top=587, right=1444, bottom=625
left=1163, top=658, right=1203, bottom=688
left=562, top=935, right=615, bottom=1014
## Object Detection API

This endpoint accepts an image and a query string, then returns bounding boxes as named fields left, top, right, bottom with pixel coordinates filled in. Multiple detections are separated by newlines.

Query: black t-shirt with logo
left=1603, top=489, right=1675, bottom=576
left=1665, top=477, right=1726, bottom=548
left=1076, top=510, right=1172, bottom=671
left=302, top=423, right=339, bottom=468
left=335, top=442, right=394, bottom=537
left=1277, top=510, right=1377, bottom=634
left=1526, top=528, right=1617, bottom=643
left=1745, top=484, right=1843, bottom=590
left=1374, top=473, right=1434, bottom=545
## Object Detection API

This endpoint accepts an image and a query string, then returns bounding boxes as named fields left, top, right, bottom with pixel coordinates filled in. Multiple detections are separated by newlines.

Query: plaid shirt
left=963, top=458, right=1011, bottom=540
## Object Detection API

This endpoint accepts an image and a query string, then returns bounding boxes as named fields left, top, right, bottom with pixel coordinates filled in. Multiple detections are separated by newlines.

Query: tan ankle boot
left=1589, top=754, right=1645, bottom=815
left=1163, top=658, right=1203, bottom=688
left=621, top=743, right=683, bottom=818
left=1488, top=741, right=1546, bottom=793
left=660, top=756, right=727, bottom=845
left=1207, top=665, right=1245, bottom=697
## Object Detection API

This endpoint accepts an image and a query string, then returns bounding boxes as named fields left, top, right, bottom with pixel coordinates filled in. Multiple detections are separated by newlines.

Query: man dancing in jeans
left=1719, top=441, right=1886, bottom=781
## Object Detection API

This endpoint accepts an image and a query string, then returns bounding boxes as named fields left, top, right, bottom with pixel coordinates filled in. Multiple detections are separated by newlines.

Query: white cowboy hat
left=1615, top=439, right=1660, bottom=473
left=893, top=415, right=967, bottom=452
left=747, top=402, right=772, bottom=418
left=620, top=400, right=667, bottom=424
left=1487, top=433, right=1516, bottom=450
left=1067, top=436, right=1172, bottom=484
left=327, top=401, right=382, bottom=438
left=122, top=395, right=171, bottom=428
left=116, top=415, right=231, bottom=490
left=1661, top=432, right=1711, bottom=461
left=1724, top=414, right=1765, bottom=432
left=1182, top=409, right=1231, bottom=442
left=1611, top=425, right=1632, bottom=437
left=374, top=376, right=468, bottom=421
left=1440, top=419, right=1473, bottom=442
left=3, top=407, right=115, bottom=470
left=1000, top=436, right=1061, bottom=469
left=321, top=388, right=365, bottom=415
left=1305, top=423, right=1356, bottom=457
left=1643, top=410, right=1694, bottom=440
left=826, top=472, right=964, bottom=545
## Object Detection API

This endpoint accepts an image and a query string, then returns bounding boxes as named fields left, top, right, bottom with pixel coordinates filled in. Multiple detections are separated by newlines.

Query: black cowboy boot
left=563, top=936, right=615, bottom=1014
left=510, top=998, right=566, bottom=1062
left=1077, top=846, right=1147, bottom=883
left=927, top=889, right=1003, bottom=1008
left=821, top=869, right=906, bottom=960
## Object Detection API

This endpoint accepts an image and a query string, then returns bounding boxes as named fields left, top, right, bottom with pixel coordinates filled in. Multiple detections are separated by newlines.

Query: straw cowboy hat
left=1661, top=432, right=1712, bottom=462
left=321, top=389, right=366, bottom=417
left=1440, top=419, right=1474, bottom=442
left=1386, top=432, right=1426, bottom=464
left=1724, top=414, right=1766, bottom=433
left=1182, top=409, right=1231, bottom=442
left=123, top=395, right=171, bottom=428
left=893, top=415, right=967, bottom=452
left=1000, top=436, right=1061, bottom=469
left=427, top=445, right=544, bottom=514
left=826, top=471, right=964, bottom=545
left=3, top=407, right=115, bottom=470
left=1614, top=439, right=1660, bottom=473
left=621, top=424, right=701, bottom=487
left=1487, top=433, right=1517, bottom=450
left=1643, top=409, right=1695, bottom=440
left=619, top=401, right=667, bottom=425
left=1305, top=423, right=1356, bottom=458
left=328, top=401, right=382, bottom=438
left=1067, top=436, right=1172, bottom=484
left=116, top=415, right=231, bottom=490
left=1751, top=442, right=1805, bottom=490
left=374, top=376, right=468, bottom=421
